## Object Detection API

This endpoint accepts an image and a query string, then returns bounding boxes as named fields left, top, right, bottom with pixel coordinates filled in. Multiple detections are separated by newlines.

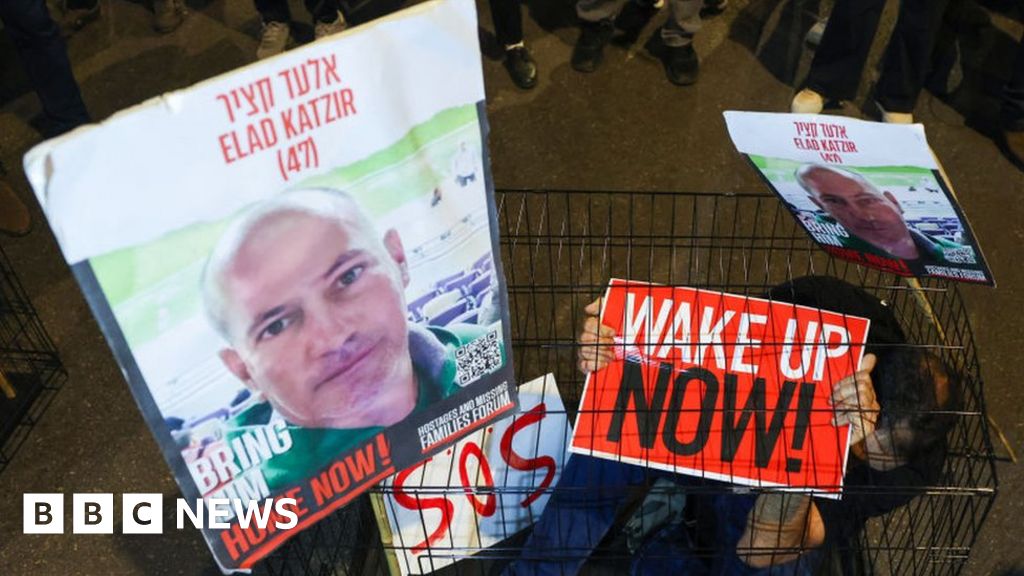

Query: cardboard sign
left=724, top=111, right=994, bottom=285
left=570, top=280, right=870, bottom=495
left=381, top=374, right=571, bottom=575
left=22, top=0, right=517, bottom=571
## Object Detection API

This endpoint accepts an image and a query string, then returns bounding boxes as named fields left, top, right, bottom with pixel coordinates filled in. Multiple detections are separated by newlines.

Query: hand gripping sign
left=571, top=280, right=870, bottom=495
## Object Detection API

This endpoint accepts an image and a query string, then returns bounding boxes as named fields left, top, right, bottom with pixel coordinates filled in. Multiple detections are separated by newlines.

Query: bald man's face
left=216, top=209, right=415, bottom=429
left=805, top=170, right=911, bottom=250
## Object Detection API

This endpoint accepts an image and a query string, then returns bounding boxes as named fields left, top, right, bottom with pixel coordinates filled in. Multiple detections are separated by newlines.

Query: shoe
left=1000, top=129, right=1024, bottom=172
left=153, top=0, right=185, bottom=34
left=571, top=19, right=614, bottom=73
left=59, top=1, right=101, bottom=38
left=314, top=10, right=347, bottom=40
left=876, top=102, right=913, bottom=124
left=0, top=181, right=32, bottom=237
left=805, top=18, right=827, bottom=46
left=615, top=0, right=660, bottom=43
left=664, top=43, right=699, bottom=86
left=504, top=45, right=538, bottom=89
left=791, top=88, right=825, bottom=114
left=257, top=20, right=291, bottom=60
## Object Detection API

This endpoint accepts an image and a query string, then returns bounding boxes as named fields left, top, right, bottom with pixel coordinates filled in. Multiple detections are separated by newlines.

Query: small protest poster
left=22, top=0, right=516, bottom=571
left=379, top=374, right=571, bottom=575
left=570, top=279, right=870, bottom=496
left=724, top=111, right=994, bottom=285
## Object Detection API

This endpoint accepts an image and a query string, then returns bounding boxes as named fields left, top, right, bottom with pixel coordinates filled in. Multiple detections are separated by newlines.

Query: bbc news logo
left=23, top=494, right=299, bottom=534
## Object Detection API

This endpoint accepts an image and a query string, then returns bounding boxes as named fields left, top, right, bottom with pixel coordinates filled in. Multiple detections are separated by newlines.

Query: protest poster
left=22, top=0, right=516, bottom=570
left=570, top=279, right=870, bottom=496
left=724, top=111, right=994, bottom=285
left=378, top=374, right=571, bottom=575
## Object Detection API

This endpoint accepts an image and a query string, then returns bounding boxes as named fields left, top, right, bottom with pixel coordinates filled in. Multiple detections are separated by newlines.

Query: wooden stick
left=370, top=491, right=402, bottom=576
left=0, top=370, right=15, bottom=399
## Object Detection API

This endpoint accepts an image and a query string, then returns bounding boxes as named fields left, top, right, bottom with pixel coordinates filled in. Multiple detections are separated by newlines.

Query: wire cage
left=260, top=189, right=997, bottom=576
left=0, top=242, right=68, bottom=475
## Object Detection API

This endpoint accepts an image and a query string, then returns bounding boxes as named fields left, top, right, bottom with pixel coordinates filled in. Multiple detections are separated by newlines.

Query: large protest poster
left=570, top=279, right=870, bottom=496
left=724, top=111, right=994, bottom=285
left=379, top=374, right=571, bottom=575
left=22, top=0, right=516, bottom=570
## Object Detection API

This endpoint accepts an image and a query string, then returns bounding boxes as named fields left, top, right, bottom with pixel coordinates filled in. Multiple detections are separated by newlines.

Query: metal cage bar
left=0, top=242, right=68, bottom=475
left=260, top=190, right=997, bottom=576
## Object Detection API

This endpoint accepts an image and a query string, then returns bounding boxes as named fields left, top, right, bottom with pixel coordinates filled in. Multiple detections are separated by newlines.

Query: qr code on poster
left=942, top=246, right=977, bottom=264
left=456, top=330, right=502, bottom=386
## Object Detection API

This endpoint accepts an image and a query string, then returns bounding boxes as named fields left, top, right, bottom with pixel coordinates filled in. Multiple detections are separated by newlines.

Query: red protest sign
left=570, top=279, right=870, bottom=495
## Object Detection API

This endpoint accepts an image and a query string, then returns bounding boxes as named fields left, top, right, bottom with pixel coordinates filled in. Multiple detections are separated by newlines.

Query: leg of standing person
left=489, top=0, right=538, bottom=89
left=254, top=0, right=293, bottom=59
left=791, top=0, right=886, bottom=114
left=872, top=0, right=951, bottom=123
left=1000, top=38, right=1024, bottom=170
left=572, top=0, right=628, bottom=72
left=0, top=0, right=91, bottom=136
left=61, top=0, right=184, bottom=36
left=657, top=0, right=702, bottom=86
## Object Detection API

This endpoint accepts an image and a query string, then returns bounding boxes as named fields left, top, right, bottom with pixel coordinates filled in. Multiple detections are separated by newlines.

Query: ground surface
left=0, top=0, right=1022, bottom=574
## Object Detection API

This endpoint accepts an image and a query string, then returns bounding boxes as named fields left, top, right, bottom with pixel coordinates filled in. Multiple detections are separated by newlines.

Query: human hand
left=830, top=353, right=879, bottom=447
left=577, top=298, right=616, bottom=374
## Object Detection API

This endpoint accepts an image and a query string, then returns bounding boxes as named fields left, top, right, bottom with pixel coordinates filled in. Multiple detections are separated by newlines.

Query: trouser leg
left=489, top=0, right=524, bottom=47
left=577, top=0, right=628, bottom=24
left=804, top=0, right=886, bottom=101
left=303, top=0, right=341, bottom=23
left=254, top=0, right=290, bottom=22
left=0, top=0, right=90, bottom=135
left=874, top=0, right=951, bottom=113
left=659, top=0, right=702, bottom=47
left=1002, top=38, right=1024, bottom=130
left=503, top=454, right=650, bottom=576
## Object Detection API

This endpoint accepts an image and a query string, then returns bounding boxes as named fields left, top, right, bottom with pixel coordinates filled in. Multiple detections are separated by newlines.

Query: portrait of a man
left=201, top=187, right=490, bottom=487
left=794, top=164, right=966, bottom=266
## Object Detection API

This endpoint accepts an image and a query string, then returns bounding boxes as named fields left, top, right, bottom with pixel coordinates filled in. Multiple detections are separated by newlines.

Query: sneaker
left=257, top=20, right=291, bottom=60
left=615, top=0, right=660, bottom=43
left=791, top=88, right=825, bottom=113
left=504, top=45, right=538, bottom=90
left=623, top=478, right=688, bottom=553
left=314, top=11, right=348, bottom=40
left=59, top=1, right=101, bottom=38
left=664, top=43, right=699, bottom=86
left=0, top=181, right=31, bottom=237
left=153, top=0, right=185, bottom=34
left=805, top=18, right=828, bottom=46
left=876, top=102, right=913, bottom=124
left=571, top=19, right=614, bottom=73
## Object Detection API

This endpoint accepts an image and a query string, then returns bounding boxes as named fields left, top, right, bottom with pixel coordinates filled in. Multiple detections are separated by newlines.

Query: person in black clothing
left=725, top=276, right=960, bottom=573
left=790, top=0, right=951, bottom=123
left=0, top=0, right=90, bottom=136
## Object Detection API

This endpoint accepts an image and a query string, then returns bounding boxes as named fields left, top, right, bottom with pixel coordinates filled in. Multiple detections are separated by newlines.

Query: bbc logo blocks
left=23, top=493, right=63, bottom=534
left=24, top=493, right=164, bottom=534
